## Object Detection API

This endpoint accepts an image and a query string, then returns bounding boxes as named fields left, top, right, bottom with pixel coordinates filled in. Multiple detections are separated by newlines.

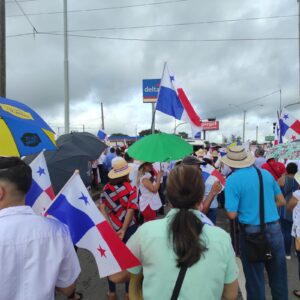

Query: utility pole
left=63, top=0, right=70, bottom=134
left=0, top=0, right=5, bottom=97
left=256, top=126, right=258, bottom=144
left=101, top=102, right=105, bottom=130
left=242, top=110, right=246, bottom=143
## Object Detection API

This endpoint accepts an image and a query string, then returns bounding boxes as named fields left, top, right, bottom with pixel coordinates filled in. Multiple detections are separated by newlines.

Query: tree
left=138, top=129, right=161, bottom=136
left=177, top=131, right=188, bottom=139
left=110, top=133, right=129, bottom=137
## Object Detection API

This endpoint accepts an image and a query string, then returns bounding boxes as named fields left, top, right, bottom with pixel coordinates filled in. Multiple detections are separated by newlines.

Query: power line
left=6, top=0, right=189, bottom=17
left=204, top=90, right=281, bottom=117
left=6, top=0, right=39, bottom=3
left=43, top=14, right=299, bottom=34
left=6, top=31, right=299, bottom=41
left=14, top=0, right=37, bottom=33
left=38, top=31, right=298, bottom=42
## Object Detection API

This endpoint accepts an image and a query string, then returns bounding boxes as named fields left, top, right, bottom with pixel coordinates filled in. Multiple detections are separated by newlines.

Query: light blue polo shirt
left=225, top=166, right=281, bottom=225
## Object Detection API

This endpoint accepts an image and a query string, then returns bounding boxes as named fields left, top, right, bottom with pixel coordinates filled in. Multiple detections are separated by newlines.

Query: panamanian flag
left=45, top=172, right=140, bottom=278
left=25, top=151, right=55, bottom=215
left=156, top=63, right=202, bottom=137
left=201, top=163, right=226, bottom=187
left=279, top=109, right=300, bottom=141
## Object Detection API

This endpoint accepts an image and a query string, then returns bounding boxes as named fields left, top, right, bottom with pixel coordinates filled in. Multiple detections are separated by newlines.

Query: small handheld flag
left=201, top=163, right=226, bottom=187
left=45, top=172, right=140, bottom=278
left=25, top=151, right=55, bottom=215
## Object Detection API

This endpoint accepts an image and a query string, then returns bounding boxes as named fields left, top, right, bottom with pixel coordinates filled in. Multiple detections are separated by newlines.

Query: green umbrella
left=127, top=133, right=193, bottom=162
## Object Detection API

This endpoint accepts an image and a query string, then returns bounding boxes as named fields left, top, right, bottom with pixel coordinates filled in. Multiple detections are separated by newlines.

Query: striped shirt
left=101, top=182, right=138, bottom=230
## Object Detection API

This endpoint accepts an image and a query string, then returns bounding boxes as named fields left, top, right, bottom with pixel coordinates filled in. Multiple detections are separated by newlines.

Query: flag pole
left=151, top=62, right=167, bottom=134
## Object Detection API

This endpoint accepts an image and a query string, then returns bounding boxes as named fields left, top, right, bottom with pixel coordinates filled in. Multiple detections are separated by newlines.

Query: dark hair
left=124, top=152, right=133, bottom=163
left=286, top=162, right=298, bottom=175
left=108, top=174, right=130, bottom=185
left=166, top=165, right=207, bottom=268
left=116, top=148, right=122, bottom=156
left=255, top=148, right=264, bottom=157
left=110, top=148, right=116, bottom=153
left=0, top=157, right=32, bottom=195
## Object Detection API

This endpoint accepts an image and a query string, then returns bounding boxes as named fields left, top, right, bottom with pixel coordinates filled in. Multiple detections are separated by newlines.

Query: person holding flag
left=99, top=157, right=139, bottom=300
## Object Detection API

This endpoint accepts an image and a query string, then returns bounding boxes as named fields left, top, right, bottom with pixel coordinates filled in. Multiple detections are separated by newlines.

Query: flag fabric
left=201, top=163, right=226, bottom=187
left=274, top=122, right=282, bottom=145
left=156, top=63, right=202, bottom=136
left=45, top=172, right=140, bottom=278
left=25, top=151, right=55, bottom=215
left=279, top=109, right=300, bottom=141
left=97, top=129, right=107, bottom=140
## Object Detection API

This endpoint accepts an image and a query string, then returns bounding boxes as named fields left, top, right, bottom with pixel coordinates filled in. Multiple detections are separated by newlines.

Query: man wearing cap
left=261, top=155, right=286, bottom=181
left=0, top=157, right=81, bottom=300
left=222, top=146, right=288, bottom=300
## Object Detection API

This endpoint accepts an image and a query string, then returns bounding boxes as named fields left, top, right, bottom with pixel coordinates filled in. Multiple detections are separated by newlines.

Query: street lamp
left=174, top=122, right=187, bottom=134
left=229, top=103, right=263, bottom=143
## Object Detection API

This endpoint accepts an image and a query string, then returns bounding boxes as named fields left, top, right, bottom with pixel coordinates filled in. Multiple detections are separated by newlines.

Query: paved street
left=56, top=208, right=300, bottom=300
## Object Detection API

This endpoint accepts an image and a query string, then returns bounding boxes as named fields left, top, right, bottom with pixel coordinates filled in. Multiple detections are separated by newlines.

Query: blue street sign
left=142, top=79, right=161, bottom=103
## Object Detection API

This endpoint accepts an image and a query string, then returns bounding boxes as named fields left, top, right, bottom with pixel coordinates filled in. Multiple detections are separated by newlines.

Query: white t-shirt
left=138, top=173, right=162, bottom=212
left=292, top=190, right=300, bottom=237
left=128, top=162, right=139, bottom=188
left=0, top=206, right=81, bottom=300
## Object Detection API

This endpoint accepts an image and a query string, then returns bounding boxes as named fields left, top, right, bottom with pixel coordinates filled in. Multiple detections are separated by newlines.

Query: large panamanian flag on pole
left=25, top=151, right=55, bottom=215
left=45, top=172, right=140, bottom=278
left=156, top=63, right=202, bottom=137
left=279, top=109, right=300, bottom=141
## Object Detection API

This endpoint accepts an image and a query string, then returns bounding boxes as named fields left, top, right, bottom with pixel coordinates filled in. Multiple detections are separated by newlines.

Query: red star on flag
left=292, top=135, right=297, bottom=140
left=97, top=245, right=106, bottom=257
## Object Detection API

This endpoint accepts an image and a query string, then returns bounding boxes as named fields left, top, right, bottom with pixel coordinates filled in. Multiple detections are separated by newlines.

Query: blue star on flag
left=170, top=75, right=175, bottom=81
left=283, top=114, right=289, bottom=120
left=37, top=167, right=45, bottom=176
left=78, top=192, right=89, bottom=205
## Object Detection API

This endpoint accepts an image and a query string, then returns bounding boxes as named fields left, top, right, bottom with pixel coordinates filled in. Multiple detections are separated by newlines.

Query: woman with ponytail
left=110, top=165, right=238, bottom=300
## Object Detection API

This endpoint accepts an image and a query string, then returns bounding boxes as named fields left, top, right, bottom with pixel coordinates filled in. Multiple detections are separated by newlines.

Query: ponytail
left=166, top=165, right=207, bottom=268
left=169, top=209, right=207, bottom=268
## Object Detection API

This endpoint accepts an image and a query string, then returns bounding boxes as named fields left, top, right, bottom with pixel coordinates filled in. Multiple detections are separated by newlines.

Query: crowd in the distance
left=2, top=143, right=300, bottom=300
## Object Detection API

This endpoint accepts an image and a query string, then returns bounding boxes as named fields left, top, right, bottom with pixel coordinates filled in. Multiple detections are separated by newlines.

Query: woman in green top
left=110, top=165, right=239, bottom=300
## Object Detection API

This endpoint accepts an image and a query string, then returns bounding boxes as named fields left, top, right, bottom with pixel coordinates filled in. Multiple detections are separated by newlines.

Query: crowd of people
left=2, top=142, right=300, bottom=299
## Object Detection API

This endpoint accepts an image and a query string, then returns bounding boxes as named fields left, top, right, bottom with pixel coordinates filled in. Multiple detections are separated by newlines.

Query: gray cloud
left=4, top=0, right=300, bottom=141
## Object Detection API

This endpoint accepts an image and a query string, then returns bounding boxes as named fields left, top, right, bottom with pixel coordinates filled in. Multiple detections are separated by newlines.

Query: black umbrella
left=56, top=132, right=107, bottom=160
left=25, top=132, right=107, bottom=194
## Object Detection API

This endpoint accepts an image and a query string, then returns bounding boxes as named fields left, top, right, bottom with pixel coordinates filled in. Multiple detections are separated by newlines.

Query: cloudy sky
left=4, top=0, right=300, bottom=142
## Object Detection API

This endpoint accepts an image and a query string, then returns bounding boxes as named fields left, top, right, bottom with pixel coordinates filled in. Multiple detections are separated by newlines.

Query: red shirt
left=261, top=159, right=286, bottom=180
left=101, top=181, right=138, bottom=231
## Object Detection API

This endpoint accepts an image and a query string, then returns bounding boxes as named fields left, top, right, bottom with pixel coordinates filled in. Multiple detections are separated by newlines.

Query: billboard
left=142, top=79, right=160, bottom=103
left=202, top=120, right=219, bottom=131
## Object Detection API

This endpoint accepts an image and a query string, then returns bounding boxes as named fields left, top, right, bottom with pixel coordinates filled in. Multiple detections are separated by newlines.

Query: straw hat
left=221, top=146, right=255, bottom=169
left=195, top=149, right=206, bottom=157
left=108, top=158, right=132, bottom=179
left=212, top=150, right=219, bottom=158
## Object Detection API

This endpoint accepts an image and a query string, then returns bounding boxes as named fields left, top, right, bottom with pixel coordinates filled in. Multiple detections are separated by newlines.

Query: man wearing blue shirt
left=104, top=147, right=117, bottom=171
left=222, top=146, right=287, bottom=300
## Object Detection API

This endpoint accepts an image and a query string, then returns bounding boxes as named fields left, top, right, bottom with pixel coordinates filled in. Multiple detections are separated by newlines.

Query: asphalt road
left=56, top=208, right=300, bottom=300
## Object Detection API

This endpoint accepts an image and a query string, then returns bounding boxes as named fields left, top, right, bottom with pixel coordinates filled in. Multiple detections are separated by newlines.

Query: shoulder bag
left=170, top=265, right=188, bottom=300
left=243, top=168, right=273, bottom=262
